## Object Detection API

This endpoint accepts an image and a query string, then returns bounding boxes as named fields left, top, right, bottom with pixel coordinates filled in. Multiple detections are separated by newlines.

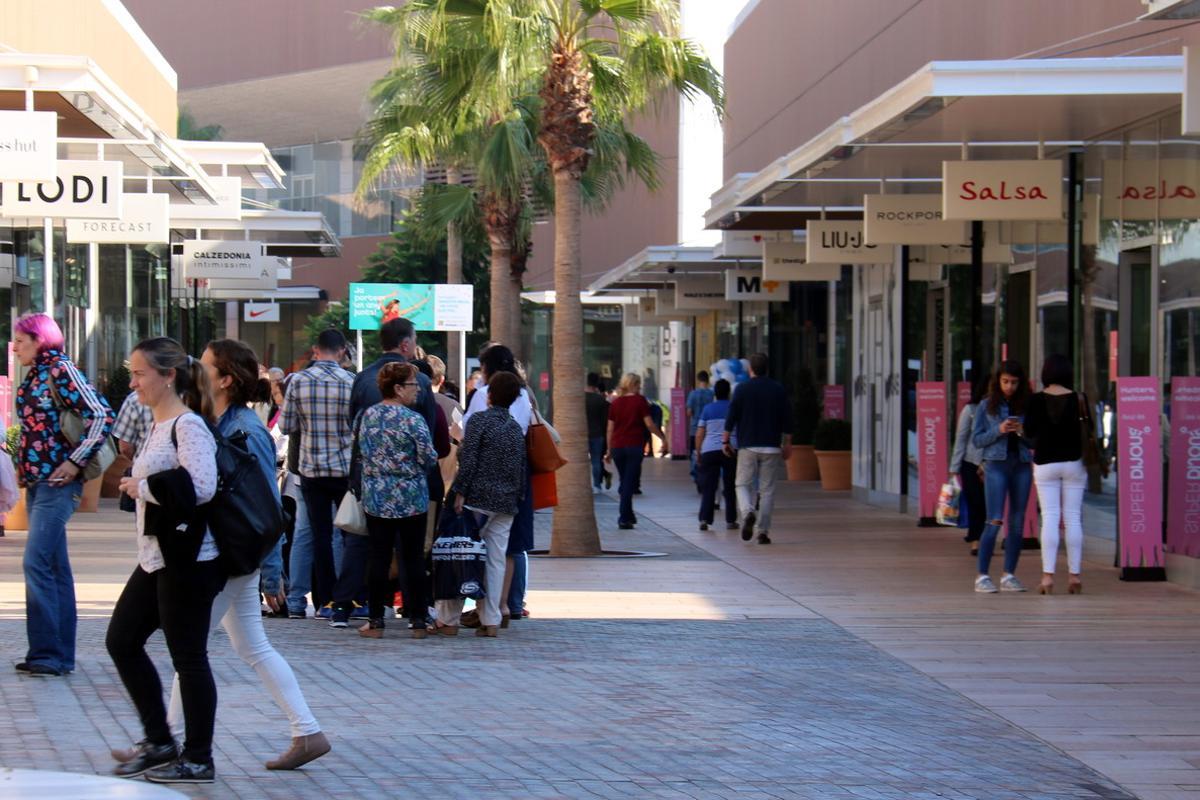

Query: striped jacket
left=16, top=349, right=114, bottom=485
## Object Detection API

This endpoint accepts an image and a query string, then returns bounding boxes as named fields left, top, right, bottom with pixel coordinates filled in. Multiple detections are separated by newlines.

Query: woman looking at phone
left=970, top=360, right=1033, bottom=594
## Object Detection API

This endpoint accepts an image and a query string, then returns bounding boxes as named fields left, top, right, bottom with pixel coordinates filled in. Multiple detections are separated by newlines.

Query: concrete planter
left=814, top=450, right=852, bottom=491
left=786, top=445, right=820, bottom=481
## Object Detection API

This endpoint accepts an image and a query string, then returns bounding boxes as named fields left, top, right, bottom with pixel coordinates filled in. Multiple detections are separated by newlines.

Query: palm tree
left=363, top=0, right=721, bottom=556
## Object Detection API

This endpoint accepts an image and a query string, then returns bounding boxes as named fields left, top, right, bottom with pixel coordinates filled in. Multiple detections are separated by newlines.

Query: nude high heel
left=1067, top=576, right=1082, bottom=594
left=1038, top=575, right=1054, bottom=595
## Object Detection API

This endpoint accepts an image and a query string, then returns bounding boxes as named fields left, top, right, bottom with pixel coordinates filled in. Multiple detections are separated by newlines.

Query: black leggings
left=105, top=560, right=226, bottom=764
left=960, top=462, right=986, bottom=543
left=366, top=513, right=428, bottom=623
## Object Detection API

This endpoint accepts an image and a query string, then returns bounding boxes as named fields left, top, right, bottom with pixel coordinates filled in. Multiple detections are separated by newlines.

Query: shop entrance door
left=1118, top=245, right=1157, bottom=378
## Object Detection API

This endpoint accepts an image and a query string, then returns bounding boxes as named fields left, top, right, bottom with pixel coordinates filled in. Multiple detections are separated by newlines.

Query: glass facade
left=249, top=139, right=423, bottom=237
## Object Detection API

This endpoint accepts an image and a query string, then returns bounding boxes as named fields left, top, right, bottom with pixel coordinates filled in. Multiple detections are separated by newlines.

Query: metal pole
left=356, top=329, right=364, bottom=372
left=737, top=301, right=744, bottom=358
left=42, top=217, right=53, bottom=316
left=970, top=221, right=984, bottom=380
left=458, top=329, right=467, bottom=397
left=1066, top=150, right=1080, bottom=368
left=899, top=245, right=910, bottom=508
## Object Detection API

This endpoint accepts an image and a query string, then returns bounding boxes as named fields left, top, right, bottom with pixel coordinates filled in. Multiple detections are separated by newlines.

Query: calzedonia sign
left=0, top=160, right=123, bottom=219
left=182, top=240, right=265, bottom=280
left=0, top=111, right=57, bottom=181
left=942, top=160, right=1063, bottom=221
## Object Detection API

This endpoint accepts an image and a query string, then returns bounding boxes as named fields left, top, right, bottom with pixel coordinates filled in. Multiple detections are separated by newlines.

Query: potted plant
left=786, top=368, right=821, bottom=481
left=813, top=418, right=852, bottom=491
left=4, top=425, right=27, bottom=531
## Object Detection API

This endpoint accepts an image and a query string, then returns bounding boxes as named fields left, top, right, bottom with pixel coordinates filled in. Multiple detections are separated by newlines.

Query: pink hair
left=14, top=313, right=65, bottom=353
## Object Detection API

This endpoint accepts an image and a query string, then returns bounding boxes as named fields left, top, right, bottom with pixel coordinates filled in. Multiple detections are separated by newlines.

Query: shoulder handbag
left=527, top=408, right=567, bottom=474
left=1078, top=393, right=1108, bottom=477
left=171, top=415, right=285, bottom=576
left=48, top=374, right=116, bottom=482
left=334, top=411, right=368, bottom=535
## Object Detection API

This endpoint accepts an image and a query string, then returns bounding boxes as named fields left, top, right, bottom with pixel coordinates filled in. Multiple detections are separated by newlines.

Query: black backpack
left=173, top=420, right=284, bottom=577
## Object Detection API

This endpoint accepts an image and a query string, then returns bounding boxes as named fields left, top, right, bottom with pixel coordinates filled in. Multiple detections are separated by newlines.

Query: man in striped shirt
left=280, top=329, right=354, bottom=615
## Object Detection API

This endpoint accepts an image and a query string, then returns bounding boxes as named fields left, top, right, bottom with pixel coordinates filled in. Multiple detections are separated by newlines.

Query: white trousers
left=1033, top=459, right=1087, bottom=575
left=436, top=511, right=513, bottom=628
left=168, top=570, right=320, bottom=739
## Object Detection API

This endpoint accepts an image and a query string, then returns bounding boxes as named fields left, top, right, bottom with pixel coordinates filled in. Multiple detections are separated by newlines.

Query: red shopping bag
left=531, top=471, right=558, bottom=510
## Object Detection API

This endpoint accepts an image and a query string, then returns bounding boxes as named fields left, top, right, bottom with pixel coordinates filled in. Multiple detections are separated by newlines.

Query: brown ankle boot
left=265, top=731, right=331, bottom=770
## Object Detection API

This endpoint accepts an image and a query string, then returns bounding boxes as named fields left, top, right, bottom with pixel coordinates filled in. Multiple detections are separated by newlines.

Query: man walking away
left=337, top=317, right=439, bottom=628
left=723, top=353, right=791, bottom=545
left=686, top=371, right=714, bottom=491
left=280, top=329, right=354, bottom=617
left=586, top=373, right=610, bottom=492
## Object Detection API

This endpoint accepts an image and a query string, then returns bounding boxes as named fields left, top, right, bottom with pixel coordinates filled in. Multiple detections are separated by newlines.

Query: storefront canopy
left=587, top=245, right=755, bottom=296
left=706, top=56, right=1185, bottom=231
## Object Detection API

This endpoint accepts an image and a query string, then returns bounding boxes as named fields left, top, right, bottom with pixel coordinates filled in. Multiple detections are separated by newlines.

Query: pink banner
left=956, top=381, right=972, bottom=418
left=823, top=385, right=845, bottom=420
left=916, top=382, right=948, bottom=518
left=669, top=387, right=688, bottom=457
left=1168, top=377, right=1200, bottom=557
left=1117, top=377, right=1164, bottom=569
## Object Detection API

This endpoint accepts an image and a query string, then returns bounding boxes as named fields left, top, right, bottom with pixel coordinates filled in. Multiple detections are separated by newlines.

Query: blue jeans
left=286, top=487, right=345, bottom=612
left=698, top=449, right=737, bottom=525
left=299, top=475, right=348, bottom=610
left=24, top=481, right=82, bottom=672
left=507, top=551, right=528, bottom=615
left=611, top=446, right=644, bottom=525
left=977, top=454, right=1033, bottom=576
left=588, top=436, right=606, bottom=488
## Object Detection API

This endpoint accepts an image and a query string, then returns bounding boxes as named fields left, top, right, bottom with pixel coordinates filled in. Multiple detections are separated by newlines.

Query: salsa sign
left=942, top=160, right=1063, bottom=221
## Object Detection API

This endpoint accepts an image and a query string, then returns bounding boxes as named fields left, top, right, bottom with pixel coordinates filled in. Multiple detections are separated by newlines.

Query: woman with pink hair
left=12, top=313, right=114, bottom=677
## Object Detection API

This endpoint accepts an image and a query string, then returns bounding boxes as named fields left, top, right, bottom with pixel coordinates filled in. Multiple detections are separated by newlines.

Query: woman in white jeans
left=1023, top=354, right=1090, bottom=595
left=167, top=340, right=329, bottom=769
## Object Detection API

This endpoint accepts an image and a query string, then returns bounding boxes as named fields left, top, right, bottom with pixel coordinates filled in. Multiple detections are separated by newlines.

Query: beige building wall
left=723, top=0, right=1200, bottom=178
left=0, top=0, right=178, bottom=134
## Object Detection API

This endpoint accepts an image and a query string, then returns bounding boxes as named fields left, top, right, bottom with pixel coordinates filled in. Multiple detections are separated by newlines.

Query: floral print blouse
left=358, top=402, right=437, bottom=519
left=16, top=349, right=114, bottom=486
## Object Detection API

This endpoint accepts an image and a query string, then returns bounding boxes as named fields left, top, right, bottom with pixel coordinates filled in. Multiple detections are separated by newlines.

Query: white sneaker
left=1000, top=574, right=1027, bottom=592
left=974, top=575, right=998, bottom=593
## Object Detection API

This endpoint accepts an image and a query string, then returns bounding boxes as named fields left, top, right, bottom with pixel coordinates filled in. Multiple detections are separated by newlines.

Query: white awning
left=169, top=208, right=340, bottom=258
left=706, top=56, right=1185, bottom=231
left=588, top=245, right=754, bottom=294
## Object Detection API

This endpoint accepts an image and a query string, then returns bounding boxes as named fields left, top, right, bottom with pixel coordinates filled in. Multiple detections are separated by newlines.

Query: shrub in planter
left=813, top=418, right=852, bottom=491
left=4, top=425, right=27, bottom=530
left=813, top=418, right=851, bottom=451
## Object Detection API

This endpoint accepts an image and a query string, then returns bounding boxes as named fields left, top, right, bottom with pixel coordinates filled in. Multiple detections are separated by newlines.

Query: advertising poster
left=1167, top=377, right=1200, bottom=557
left=670, top=388, right=688, bottom=459
left=916, top=382, right=948, bottom=519
left=1117, top=377, right=1165, bottom=570
left=956, top=381, right=972, bottom=418
left=823, top=385, right=845, bottom=420
left=349, top=283, right=475, bottom=332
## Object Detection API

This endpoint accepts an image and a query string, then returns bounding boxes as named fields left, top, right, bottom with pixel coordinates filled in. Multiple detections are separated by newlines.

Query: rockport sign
left=942, top=160, right=1063, bottom=221
left=863, top=194, right=969, bottom=245
left=0, top=160, right=123, bottom=219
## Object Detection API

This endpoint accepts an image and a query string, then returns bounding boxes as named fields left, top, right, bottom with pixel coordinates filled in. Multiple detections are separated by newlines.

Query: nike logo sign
left=248, top=309, right=273, bottom=318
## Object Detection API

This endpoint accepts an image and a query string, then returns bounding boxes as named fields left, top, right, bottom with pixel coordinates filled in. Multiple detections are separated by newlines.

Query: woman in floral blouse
left=356, top=361, right=438, bottom=639
left=13, top=313, right=114, bottom=677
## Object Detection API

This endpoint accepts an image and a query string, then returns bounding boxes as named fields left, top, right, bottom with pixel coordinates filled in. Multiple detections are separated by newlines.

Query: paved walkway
left=0, top=461, right=1195, bottom=799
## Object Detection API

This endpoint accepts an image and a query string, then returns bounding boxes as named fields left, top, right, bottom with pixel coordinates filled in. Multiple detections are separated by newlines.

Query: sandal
left=358, top=619, right=384, bottom=639
left=428, top=621, right=459, bottom=637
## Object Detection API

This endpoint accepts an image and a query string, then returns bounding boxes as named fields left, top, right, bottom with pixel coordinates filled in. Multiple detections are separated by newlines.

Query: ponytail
left=132, top=337, right=215, bottom=422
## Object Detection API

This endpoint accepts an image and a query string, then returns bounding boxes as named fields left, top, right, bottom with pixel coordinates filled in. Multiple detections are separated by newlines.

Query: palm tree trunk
left=509, top=271, right=524, bottom=363
left=550, top=169, right=601, bottom=555
left=488, top=239, right=514, bottom=348
left=446, top=165, right=464, bottom=381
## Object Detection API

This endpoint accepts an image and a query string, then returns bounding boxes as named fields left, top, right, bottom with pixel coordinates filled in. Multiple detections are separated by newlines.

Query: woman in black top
left=1023, top=354, right=1089, bottom=595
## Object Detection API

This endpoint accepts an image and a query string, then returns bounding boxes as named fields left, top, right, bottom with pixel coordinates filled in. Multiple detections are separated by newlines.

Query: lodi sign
left=1117, top=377, right=1165, bottom=570
left=1101, top=159, right=1200, bottom=220
left=0, top=111, right=57, bottom=181
left=1167, top=377, right=1200, bottom=558
left=863, top=194, right=968, bottom=245
left=806, top=220, right=893, bottom=264
left=942, top=160, right=1063, bottom=221
left=66, top=193, right=170, bottom=244
left=762, top=241, right=839, bottom=281
left=0, top=160, right=123, bottom=219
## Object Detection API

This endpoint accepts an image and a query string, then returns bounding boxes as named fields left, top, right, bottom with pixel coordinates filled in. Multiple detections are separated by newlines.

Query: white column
left=86, top=242, right=99, bottom=378
left=42, top=217, right=54, bottom=316
left=225, top=300, right=239, bottom=341
left=124, top=245, right=133, bottom=355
